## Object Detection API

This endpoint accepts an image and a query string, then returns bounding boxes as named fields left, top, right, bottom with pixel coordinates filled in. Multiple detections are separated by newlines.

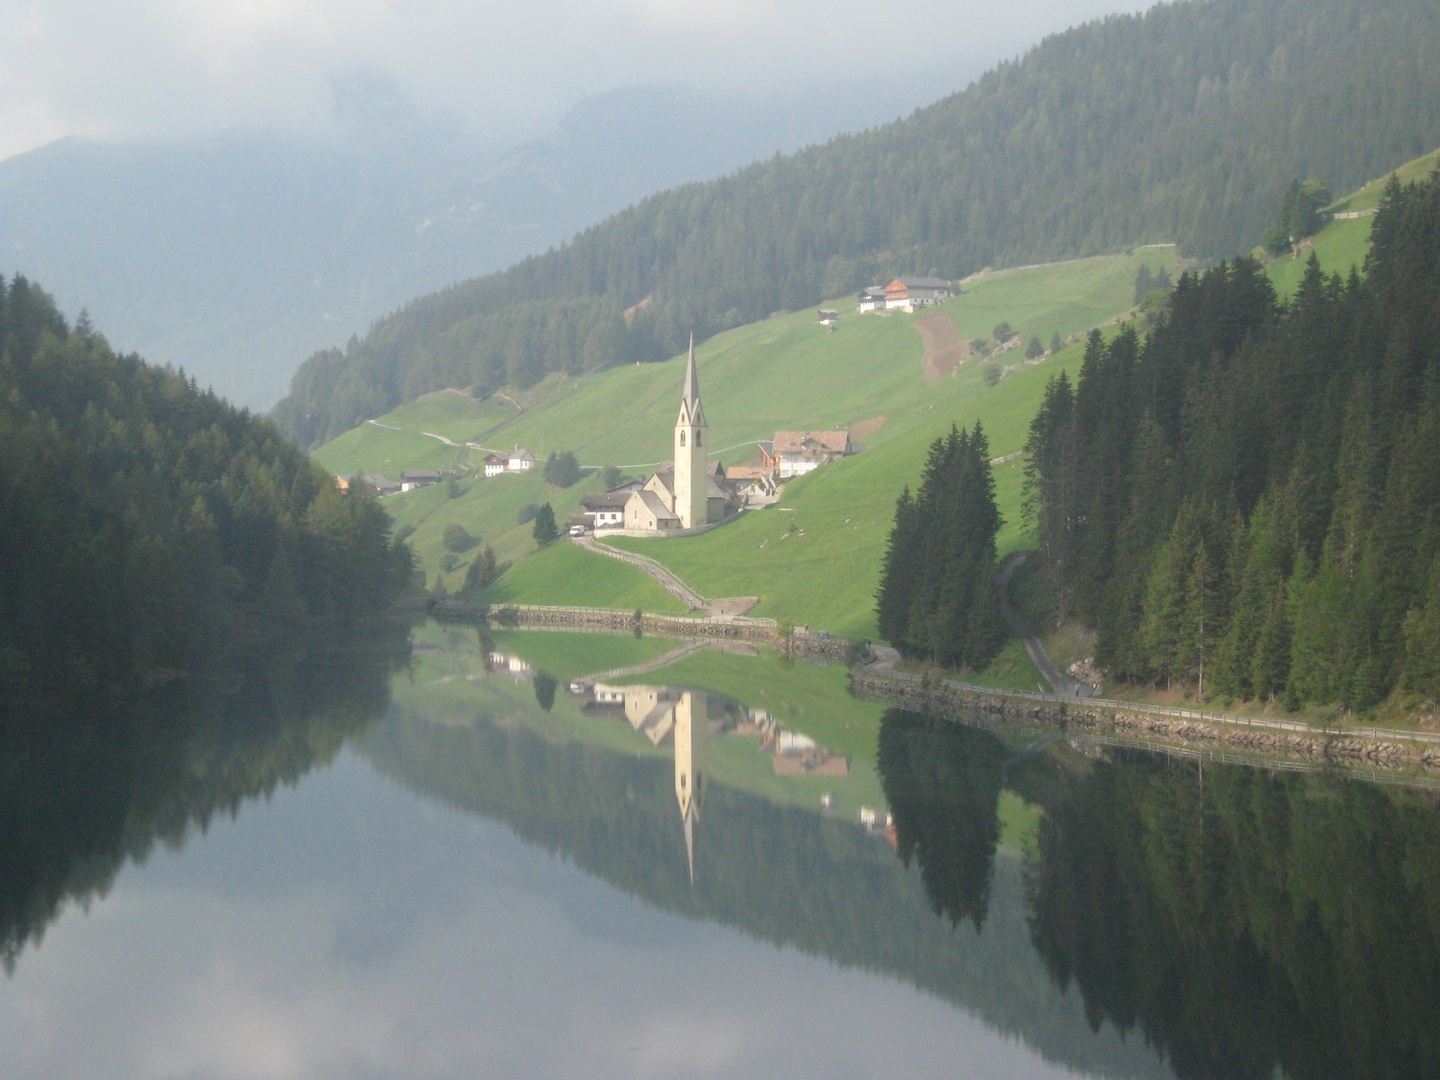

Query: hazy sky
left=0, top=0, right=1153, bottom=161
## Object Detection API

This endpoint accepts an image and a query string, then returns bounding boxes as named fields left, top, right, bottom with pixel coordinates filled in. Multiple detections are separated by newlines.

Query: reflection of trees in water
left=0, top=625, right=408, bottom=971
left=877, top=709, right=1008, bottom=929
left=874, top=708, right=1440, bottom=1079
left=366, top=704, right=1174, bottom=1080
left=1027, top=751, right=1440, bottom=1080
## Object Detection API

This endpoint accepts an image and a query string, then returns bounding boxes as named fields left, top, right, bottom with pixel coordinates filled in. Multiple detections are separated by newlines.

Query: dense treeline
left=876, top=424, right=1006, bottom=667
left=1023, top=169, right=1440, bottom=709
left=0, top=276, right=413, bottom=704
left=274, top=0, right=1440, bottom=447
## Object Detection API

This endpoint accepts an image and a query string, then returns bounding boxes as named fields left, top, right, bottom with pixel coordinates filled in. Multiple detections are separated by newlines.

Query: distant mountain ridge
left=272, top=0, right=1440, bottom=448
left=0, top=81, right=937, bottom=410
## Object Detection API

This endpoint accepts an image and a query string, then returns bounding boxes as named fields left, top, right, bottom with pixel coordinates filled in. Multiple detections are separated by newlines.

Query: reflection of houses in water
left=486, top=651, right=535, bottom=680
left=770, top=730, right=850, bottom=778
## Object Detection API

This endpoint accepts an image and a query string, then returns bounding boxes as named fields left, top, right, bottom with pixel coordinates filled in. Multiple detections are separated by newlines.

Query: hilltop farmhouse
left=857, top=276, right=953, bottom=313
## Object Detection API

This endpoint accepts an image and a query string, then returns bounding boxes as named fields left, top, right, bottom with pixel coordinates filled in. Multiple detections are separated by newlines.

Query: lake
left=3, top=623, right=1437, bottom=1079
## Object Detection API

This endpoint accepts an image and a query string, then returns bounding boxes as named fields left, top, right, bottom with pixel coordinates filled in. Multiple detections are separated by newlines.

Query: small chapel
left=622, top=336, right=730, bottom=531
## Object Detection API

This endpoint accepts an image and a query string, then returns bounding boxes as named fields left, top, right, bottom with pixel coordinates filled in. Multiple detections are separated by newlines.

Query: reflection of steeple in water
left=674, top=691, right=701, bottom=884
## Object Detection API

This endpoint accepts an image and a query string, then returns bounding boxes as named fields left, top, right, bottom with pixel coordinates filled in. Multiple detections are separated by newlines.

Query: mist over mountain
left=0, top=76, right=951, bottom=410
left=272, top=0, right=1440, bottom=448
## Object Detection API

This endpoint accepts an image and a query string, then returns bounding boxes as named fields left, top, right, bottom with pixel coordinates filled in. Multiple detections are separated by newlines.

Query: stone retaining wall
left=850, top=672, right=1440, bottom=771
left=500, top=605, right=851, bottom=661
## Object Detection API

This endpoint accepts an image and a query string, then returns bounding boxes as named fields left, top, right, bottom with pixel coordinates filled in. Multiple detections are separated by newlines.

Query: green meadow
left=316, top=247, right=1179, bottom=601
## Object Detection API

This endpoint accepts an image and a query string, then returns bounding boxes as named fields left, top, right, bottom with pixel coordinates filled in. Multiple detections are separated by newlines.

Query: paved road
left=998, top=551, right=1096, bottom=699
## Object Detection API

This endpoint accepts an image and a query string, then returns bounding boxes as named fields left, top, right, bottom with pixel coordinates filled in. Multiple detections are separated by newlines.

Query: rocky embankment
left=851, top=672, right=1440, bottom=772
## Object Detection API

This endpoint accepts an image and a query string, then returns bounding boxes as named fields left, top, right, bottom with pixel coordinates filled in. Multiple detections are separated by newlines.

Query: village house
left=577, top=490, right=630, bottom=529
left=773, top=430, right=853, bottom=478
left=335, top=473, right=402, bottom=496
left=857, top=287, right=887, bottom=313
left=482, top=446, right=537, bottom=477
left=399, top=469, right=443, bottom=491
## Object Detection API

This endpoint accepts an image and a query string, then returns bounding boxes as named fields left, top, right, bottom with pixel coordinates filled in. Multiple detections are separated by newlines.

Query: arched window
left=695, top=431, right=702, bottom=446
left=679, top=431, right=686, bottom=446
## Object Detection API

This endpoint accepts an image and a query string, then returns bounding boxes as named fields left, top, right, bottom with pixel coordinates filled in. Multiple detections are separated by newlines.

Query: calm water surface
left=4, top=625, right=1437, bottom=1079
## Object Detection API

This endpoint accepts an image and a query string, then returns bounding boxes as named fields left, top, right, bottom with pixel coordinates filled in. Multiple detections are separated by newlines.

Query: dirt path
left=913, top=312, right=970, bottom=381
left=584, top=640, right=708, bottom=682
left=572, top=536, right=758, bottom=618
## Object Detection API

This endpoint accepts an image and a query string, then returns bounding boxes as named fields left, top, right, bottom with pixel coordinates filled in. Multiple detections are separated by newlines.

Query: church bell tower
left=674, top=334, right=708, bottom=529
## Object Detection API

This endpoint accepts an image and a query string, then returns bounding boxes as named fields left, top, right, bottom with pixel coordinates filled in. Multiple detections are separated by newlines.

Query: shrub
left=542, top=450, right=583, bottom=489
left=442, top=522, right=478, bottom=553
left=517, top=503, right=540, bottom=526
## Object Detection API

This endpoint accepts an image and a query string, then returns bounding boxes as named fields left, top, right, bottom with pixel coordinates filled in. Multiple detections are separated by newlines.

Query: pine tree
left=531, top=503, right=559, bottom=545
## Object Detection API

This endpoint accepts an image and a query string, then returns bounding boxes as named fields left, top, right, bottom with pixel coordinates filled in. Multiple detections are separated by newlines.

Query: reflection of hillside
left=361, top=704, right=1173, bottom=1080
left=1, top=628, right=408, bottom=971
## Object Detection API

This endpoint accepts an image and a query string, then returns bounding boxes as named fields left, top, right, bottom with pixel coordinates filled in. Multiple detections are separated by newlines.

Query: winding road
left=998, top=550, right=1096, bottom=699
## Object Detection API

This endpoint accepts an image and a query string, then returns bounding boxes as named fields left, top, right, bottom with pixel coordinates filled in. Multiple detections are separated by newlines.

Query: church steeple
left=678, top=333, right=706, bottom=428
left=673, top=333, right=708, bottom=529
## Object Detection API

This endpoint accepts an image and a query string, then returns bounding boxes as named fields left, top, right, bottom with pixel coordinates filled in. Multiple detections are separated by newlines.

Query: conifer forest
left=1021, top=170, right=1440, bottom=709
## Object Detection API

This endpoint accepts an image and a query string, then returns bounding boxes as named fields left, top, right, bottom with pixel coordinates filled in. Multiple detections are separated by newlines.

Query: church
left=622, top=336, right=730, bottom=531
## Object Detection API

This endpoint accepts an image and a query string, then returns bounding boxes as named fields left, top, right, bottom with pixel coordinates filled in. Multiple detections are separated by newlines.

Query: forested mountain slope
left=0, top=277, right=412, bottom=705
left=1023, top=168, right=1440, bottom=712
left=275, top=0, right=1440, bottom=447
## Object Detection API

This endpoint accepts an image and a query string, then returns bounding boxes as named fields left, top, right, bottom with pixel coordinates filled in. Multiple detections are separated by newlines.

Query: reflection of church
left=583, top=683, right=706, bottom=881
left=574, top=681, right=854, bottom=883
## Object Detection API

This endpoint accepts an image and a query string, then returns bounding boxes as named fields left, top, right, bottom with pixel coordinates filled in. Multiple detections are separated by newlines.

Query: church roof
left=629, top=489, right=678, bottom=523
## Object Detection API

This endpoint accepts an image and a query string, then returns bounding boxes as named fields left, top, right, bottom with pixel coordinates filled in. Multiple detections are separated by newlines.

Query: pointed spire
left=684, top=810, right=695, bottom=885
left=683, top=332, right=700, bottom=413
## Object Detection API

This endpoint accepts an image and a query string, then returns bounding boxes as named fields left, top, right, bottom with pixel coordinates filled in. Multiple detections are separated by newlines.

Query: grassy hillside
left=315, top=247, right=1177, bottom=600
